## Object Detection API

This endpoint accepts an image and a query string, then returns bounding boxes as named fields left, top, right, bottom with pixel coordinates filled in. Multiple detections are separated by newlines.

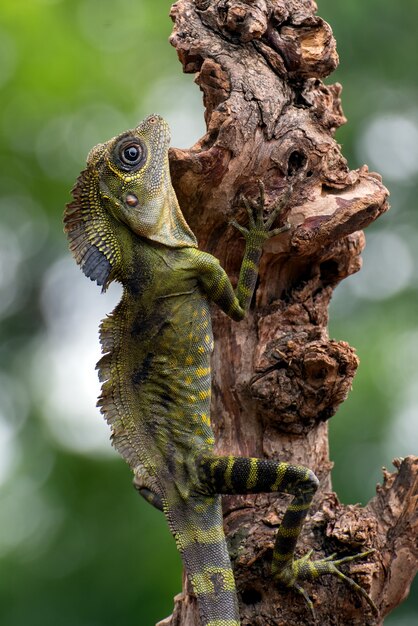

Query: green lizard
left=64, top=114, right=376, bottom=625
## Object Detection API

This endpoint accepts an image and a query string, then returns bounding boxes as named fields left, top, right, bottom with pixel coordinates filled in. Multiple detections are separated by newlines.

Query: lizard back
left=96, top=241, right=216, bottom=491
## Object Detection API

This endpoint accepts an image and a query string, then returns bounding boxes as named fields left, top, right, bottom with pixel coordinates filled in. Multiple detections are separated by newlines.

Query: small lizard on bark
left=64, top=114, right=376, bottom=625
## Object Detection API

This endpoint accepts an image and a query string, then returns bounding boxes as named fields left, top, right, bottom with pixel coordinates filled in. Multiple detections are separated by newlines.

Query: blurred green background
left=0, top=1, right=416, bottom=624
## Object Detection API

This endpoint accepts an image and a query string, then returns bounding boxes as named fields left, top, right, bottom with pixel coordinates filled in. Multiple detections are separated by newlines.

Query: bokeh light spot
left=358, top=113, right=418, bottom=182
left=138, top=76, right=206, bottom=149
left=348, top=231, right=413, bottom=301
left=36, top=105, right=129, bottom=181
left=35, top=256, right=121, bottom=457
left=386, top=383, right=418, bottom=459
left=0, top=478, right=62, bottom=558
left=0, top=194, right=49, bottom=258
left=0, top=226, right=24, bottom=319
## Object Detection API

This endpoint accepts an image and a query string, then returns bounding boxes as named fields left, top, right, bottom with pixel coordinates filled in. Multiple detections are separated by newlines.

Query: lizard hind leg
left=198, top=455, right=377, bottom=616
left=133, top=465, right=164, bottom=511
left=134, top=483, right=164, bottom=511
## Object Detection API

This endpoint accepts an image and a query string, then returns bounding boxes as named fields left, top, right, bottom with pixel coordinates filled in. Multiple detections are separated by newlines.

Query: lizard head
left=64, top=114, right=197, bottom=289
left=94, top=114, right=196, bottom=247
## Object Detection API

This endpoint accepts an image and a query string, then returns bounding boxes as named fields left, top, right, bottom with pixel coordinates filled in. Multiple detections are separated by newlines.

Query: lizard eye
left=120, top=142, right=142, bottom=166
left=113, top=136, right=146, bottom=172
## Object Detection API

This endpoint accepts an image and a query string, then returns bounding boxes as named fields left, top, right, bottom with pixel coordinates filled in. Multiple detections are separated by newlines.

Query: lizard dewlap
left=64, top=114, right=376, bottom=625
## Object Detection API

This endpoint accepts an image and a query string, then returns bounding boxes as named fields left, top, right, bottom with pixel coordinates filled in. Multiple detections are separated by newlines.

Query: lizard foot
left=273, top=549, right=377, bottom=619
left=230, top=181, right=292, bottom=243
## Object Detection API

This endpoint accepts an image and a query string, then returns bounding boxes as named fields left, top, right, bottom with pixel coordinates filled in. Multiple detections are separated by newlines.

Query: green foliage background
left=0, top=1, right=416, bottom=625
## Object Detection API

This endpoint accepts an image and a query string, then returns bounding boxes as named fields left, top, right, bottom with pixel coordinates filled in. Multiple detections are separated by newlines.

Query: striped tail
left=165, top=493, right=240, bottom=626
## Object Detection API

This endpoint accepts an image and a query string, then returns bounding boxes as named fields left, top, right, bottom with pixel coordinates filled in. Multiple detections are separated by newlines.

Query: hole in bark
left=291, top=263, right=315, bottom=291
left=339, top=362, right=348, bottom=376
left=320, top=259, right=339, bottom=283
left=287, top=150, right=307, bottom=175
left=183, top=53, right=204, bottom=73
left=195, top=0, right=211, bottom=9
left=317, top=406, right=335, bottom=421
left=306, top=170, right=313, bottom=177
left=293, top=88, right=312, bottom=109
left=241, top=588, right=262, bottom=605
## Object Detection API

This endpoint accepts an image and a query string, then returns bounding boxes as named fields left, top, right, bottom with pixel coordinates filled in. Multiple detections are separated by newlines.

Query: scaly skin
left=64, top=114, right=377, bottom=625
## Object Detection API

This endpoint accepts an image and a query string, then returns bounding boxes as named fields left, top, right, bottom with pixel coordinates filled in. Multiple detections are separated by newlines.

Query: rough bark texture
left=158, top=1, right=418, bottom=624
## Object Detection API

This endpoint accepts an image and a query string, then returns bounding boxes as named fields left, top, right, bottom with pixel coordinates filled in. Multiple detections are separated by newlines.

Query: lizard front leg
left=196, top=182, right=291, bottom=321
left=230, top=181, right=291, bottom=313
left=198, top=455, right=377, bottom=618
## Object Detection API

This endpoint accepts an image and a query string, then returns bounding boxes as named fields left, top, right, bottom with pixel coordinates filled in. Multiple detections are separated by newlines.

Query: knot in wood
left=250, top=339, right=359, bottom=433
left=194, top=0, right=211, bottom=9
left=228, top=1, right=268, bottom=42
left=326, top=505, right=379, bottom=549
left=194, top=0, right=268, bottom=40
left=302, top=347, right=339, bottom=389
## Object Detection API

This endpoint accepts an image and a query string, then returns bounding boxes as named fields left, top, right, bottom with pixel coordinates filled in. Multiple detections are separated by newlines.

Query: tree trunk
left=159, top=1, right=418, bottom=624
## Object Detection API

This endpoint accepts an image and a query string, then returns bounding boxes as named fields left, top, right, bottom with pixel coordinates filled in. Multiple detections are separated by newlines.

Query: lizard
left=64, top=113, right=377, bottom=625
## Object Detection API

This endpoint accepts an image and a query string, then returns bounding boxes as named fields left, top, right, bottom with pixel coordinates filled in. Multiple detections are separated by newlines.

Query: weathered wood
left=158, top=1, right=417, bottom=624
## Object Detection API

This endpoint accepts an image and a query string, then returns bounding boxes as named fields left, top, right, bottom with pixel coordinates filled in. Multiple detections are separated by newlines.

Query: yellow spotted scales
left=64, top=115, right=376, bottom=625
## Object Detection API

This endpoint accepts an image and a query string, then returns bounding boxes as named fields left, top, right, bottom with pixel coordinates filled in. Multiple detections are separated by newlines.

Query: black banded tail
left=165, top=493, right=240, bottom=626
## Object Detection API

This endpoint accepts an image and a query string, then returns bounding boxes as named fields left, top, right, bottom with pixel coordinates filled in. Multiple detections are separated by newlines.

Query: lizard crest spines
left=95, top=300, right=147, bottom=469
left=64, top=164, right=122, bottom=290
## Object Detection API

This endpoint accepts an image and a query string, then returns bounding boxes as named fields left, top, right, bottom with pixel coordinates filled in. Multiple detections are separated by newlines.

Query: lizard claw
left=265, top=182, right=293, bottom=230
left=274, top=548, right=378, bottom=617
left=234, top=180, right=293, bottom=243
left=269, top=222, right=291, bottom=237
left=239, top=194, right=256, bottom=229
left=229, top=218, right=249, bottom=236
left=256, top=180, right=265, bottom=217
left=293, top=582, right=316, bottom=620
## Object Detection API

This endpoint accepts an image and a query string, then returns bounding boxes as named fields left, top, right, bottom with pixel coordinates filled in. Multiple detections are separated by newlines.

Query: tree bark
left=159, top=1, right=418, bottom=624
